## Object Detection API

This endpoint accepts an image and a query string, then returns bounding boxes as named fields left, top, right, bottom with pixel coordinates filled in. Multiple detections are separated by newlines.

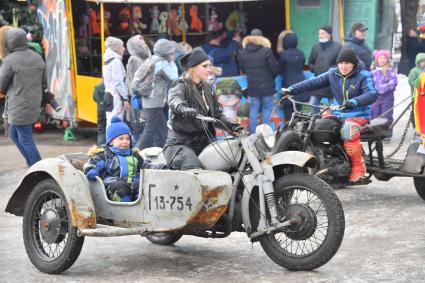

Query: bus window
left=72, top=1, right=102, bottom=77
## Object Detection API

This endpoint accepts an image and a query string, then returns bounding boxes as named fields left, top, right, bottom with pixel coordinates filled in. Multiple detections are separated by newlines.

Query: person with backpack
left=126, top=34, right=152, bottom=143
left=131, top=39, right=178, bottom=150
left=102, top=37, right=129, bottom=126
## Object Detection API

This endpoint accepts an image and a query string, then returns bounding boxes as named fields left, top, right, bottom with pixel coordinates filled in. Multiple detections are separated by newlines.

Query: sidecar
left=5, top=153, right=233, bottom=274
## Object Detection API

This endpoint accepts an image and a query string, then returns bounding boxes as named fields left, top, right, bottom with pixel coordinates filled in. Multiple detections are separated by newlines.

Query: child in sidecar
left=84, top=116, right=167, bottom=202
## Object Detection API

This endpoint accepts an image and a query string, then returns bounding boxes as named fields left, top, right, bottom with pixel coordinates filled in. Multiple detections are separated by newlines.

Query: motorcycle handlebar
left=278, top=90, right=347, bottom=114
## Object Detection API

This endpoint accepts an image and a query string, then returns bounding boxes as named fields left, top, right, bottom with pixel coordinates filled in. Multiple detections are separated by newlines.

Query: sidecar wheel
left=23, top=179, right=84, bottom=274
left=145, top=232, right=182, bottom=245
left=250, top=173, right=345, bottom=271
left=414, top=177, right=425, bottom=201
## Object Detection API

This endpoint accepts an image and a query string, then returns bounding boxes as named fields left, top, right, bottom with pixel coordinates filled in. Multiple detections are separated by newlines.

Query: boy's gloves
left=342, top=99, right=357, bottom=110
left=280, top=88, right=294, bottom=96
left=86, top=168, right=98, bottom=180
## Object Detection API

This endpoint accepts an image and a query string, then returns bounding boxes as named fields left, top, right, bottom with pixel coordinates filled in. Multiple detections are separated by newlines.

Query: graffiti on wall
left=37, top=0, right=74, bottom=120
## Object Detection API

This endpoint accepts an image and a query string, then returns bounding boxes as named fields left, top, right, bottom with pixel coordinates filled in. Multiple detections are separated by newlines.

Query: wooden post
left=181, top=3, right=187, bottom=42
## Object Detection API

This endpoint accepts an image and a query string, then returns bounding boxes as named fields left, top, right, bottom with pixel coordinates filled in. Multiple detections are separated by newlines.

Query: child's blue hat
left=106, top=116, right=131, bottom=145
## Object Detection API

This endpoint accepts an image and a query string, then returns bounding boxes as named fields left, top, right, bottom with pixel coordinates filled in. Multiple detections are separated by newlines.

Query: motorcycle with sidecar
left=5, top=115, right=345, bottom=274
left=273, top=95, right=425, bottom=199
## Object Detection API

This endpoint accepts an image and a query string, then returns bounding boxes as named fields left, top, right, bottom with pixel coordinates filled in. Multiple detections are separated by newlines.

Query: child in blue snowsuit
left=84, top=116, right=166, bottom=202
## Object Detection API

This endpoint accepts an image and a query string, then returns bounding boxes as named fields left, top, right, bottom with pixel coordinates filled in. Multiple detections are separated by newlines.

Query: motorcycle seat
left=360, top=118, right=392, bottom=140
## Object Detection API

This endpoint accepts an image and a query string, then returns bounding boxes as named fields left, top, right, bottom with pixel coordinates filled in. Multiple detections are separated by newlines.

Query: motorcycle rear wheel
left=414, top=177, right=425, bottom=201
left=250, top=173, right=345, bottom=271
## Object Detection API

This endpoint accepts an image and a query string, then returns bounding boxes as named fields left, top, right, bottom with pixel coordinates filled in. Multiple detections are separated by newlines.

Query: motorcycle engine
left=314, top=144, right=351, bottom=182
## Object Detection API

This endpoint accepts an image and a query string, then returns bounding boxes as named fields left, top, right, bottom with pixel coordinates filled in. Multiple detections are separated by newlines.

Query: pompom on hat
left=373, top=49, right=391, bottom=64
left=106, top=116, right=131, bottom=145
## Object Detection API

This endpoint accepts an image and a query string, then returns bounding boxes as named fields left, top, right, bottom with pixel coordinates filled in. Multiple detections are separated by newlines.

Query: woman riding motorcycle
left=164, top=47, right=243, bottom=170
left=282, top=48, right=377, bottom=184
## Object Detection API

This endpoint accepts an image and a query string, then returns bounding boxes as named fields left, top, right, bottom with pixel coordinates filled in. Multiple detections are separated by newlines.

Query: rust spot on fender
left=186, top=186, right=227, bottom=228
left=68, top=200, right=96, bottom=229
left=58, top=164, right=65, bottom=177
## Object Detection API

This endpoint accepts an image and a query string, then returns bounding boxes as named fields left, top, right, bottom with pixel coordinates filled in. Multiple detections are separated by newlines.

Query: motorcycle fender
left=240, top=174, right=258, bottom=236
left=266, top=151, right=317, bottom=169
left=240, top=152, right=316, bottom=236
left=401, top=142, right=425, bottom=173
left=5, top=157, right=96, bottom=229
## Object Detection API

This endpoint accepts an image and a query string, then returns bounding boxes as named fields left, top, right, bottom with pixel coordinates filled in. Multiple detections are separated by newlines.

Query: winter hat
left=373, top=49, right=391, bottom=64
left=319, top=25, right=332, bottom=36
left=106, top=116, right=131, bottom=145
left=250, top=28, right=263, bottom=36
left=336, top=49, right=359, bottom=65
left=105, top=36, right=124, bottom=54
left=153, top=38, right=175, bottom=58
left=179, top=47, right=210, bottom=70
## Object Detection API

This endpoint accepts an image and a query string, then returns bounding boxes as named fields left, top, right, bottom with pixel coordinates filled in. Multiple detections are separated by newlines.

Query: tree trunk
left=399, top=0, right=419, bottom=75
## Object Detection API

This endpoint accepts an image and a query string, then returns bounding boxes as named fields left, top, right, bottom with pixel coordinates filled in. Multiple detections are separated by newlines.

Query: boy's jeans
left=249, top=95, right=274, bottom=132
left=9, top=124, right=41, bottom=167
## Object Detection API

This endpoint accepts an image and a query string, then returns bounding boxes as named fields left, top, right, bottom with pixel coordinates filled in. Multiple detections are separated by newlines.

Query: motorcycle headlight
left=255, top=124, right=276, bottom=149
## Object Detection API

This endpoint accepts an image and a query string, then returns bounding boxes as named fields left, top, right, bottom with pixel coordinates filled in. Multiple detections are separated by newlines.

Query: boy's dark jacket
left=289, top=65, right=377, bottom=118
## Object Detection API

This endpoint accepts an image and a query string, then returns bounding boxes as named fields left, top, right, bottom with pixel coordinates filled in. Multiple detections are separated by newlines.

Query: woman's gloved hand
left=180, top=107, right=198, bottom=119
left=86, top=168, right=98, bottom=181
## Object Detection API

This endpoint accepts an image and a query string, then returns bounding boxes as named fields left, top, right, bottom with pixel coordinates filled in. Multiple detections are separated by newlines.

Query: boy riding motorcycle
left=281, top=48, right=377, bottom=184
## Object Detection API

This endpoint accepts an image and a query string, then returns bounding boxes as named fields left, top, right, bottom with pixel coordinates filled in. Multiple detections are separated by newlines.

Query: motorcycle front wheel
left=250, top=173, right=345, bottom=271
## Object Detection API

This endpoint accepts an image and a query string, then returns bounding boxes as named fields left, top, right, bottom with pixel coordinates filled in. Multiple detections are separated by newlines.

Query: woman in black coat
left=238, top=33, right=280, bottom=132
left=279, top=32, right=307, bottom=121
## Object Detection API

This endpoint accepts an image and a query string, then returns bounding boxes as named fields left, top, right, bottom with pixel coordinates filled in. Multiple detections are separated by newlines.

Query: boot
left=343, top=140, right=366, bottom=183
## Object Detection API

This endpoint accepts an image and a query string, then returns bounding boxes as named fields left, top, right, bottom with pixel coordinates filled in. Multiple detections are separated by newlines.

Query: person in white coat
left=102, top=37, right=129, bottom=126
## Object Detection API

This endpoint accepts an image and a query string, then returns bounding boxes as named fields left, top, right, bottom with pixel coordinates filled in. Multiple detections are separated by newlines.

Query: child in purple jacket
left=371, top=49, right=398, bottom=141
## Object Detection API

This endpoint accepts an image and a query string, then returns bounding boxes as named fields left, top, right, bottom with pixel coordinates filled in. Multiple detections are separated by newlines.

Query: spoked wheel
left=250, top=173, right=345, bottom=271
left=145, top=232, right=183, bottom=245
left=23, top=179, right=84, bottom=274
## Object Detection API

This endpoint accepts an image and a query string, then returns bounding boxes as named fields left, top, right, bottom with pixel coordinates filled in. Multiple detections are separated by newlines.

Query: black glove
left=342, top=100, right=356, bottom=110
left=180, top=107, right=198, bottom=119
left=231, top=124, right=244, bottom=133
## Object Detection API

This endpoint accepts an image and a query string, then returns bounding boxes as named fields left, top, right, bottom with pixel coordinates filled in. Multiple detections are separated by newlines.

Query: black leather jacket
left=167, top=76, right=238, bottom=141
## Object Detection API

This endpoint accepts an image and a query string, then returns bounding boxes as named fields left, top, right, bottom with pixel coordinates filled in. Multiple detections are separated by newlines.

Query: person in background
left=84, top=116, right=167, bottom=202
left=238, top=28, right=280, bottom=132
left=0, top=25, right=12, bottom=135
left=407, top=53, right=425, bottom=129
left=103, top=36, right=129, bottom=126
left=344, top=23, right=373, bottom=70
left=202, top=30, right=240, bottom=77
left=126, top=34, right=151, bottom=142
left=276, top=30, right=293, bottom=55
left=133, top=39, right=178, bottom=150
left=279, top=32, right=308, bottom=122
left=308, top=25, right=342, bottom=109
left=92, top=80, right=107, bottom=145
left=370, top=49, right=398, bottom=142
left=282, top=49, right=377, bottom=184
left=0, top=28, right=45, bottom=166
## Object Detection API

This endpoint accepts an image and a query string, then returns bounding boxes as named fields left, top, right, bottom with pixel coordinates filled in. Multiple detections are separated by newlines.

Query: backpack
left=131, top=57, right=162, bottom=98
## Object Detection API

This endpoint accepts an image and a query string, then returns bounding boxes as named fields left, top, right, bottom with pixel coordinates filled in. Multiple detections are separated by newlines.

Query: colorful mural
left=37, top=0, right=74, bottom=121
